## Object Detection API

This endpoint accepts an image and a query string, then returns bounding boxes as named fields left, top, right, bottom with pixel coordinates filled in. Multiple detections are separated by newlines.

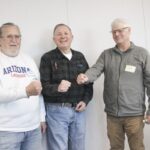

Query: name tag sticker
left=125, top=65, right=136, bottom=73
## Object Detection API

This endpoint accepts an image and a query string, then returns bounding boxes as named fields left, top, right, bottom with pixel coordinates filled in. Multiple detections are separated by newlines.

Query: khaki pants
left=107, top=115, right=145, bottom=150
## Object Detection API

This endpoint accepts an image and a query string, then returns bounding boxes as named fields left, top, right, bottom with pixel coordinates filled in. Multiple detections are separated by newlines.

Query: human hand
left=58, top=80, right=71, bottom=92
left=75, top=101, right=86, bottom=112
left=77, top=73, right=88, bottom=84
left=40, top=122, right=47, bottom=134
left=144, top=115, right=150, bottom=124
left=26, top=80, right=42, bottom=96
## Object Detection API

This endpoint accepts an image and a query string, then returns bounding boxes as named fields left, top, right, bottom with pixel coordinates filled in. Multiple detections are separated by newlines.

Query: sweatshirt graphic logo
left=3, top=65, right=31, bottom=78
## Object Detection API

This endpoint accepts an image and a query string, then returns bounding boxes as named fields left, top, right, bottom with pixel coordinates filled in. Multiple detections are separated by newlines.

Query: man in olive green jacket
left=77, top=18, right=150, bottom=150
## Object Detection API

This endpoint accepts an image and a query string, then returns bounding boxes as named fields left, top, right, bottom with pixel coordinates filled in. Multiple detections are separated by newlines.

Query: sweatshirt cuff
left=16, top=88, right=28, bottom=99
left=40, top=115, right=46, bottom=122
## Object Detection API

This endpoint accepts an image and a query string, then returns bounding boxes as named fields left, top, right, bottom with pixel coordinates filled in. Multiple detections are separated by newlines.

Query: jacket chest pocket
left=52, top=61, right=68, bottom=80
left=125, top=56, right=144, bottom=74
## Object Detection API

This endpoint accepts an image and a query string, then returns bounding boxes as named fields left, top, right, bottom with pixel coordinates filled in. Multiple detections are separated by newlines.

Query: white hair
left=111, top=18, right=131, bottom=31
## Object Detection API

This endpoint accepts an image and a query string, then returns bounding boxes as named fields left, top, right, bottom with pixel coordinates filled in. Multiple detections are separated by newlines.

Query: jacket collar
left=55, top=47, right=74, bottom=60
left=113, top=42, right=135, bottom=54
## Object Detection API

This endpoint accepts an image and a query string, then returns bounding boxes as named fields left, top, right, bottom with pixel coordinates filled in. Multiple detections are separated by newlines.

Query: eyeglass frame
left=0, top=34, right=21, bottom=40
left=110, top=27, right=129, bottom=34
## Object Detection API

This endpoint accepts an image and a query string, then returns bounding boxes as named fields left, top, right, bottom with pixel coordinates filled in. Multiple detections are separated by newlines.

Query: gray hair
left=111, top=18, right=131, bottom=30
left=53, top=23, right=72, bottom=35
left=0, top=22, right=20, bottom=37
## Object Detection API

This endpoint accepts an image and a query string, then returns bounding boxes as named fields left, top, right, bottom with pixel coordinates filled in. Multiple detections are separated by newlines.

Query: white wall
left=0, top=0, right=150, bottom=149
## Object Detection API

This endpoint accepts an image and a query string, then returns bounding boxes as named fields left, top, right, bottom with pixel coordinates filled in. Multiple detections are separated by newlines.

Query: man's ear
left=128, top=27, right=131, bottom=33
left=53, top=36, right=55, bottom=42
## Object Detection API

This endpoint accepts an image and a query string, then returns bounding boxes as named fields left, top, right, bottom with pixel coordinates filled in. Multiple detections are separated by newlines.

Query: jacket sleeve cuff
left=83, top=97, right=91, bottom=105
left=146, top=109, right=150, bottom=116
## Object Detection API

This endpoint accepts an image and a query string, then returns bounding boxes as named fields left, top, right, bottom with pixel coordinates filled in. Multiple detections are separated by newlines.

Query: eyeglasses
left=111, top=27, right=129, bottom=34
left=0, top=35, right=21, bottom=40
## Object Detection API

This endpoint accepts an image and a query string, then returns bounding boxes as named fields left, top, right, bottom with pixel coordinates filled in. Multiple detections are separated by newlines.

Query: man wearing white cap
left=77, top=18, right=150, bottom=150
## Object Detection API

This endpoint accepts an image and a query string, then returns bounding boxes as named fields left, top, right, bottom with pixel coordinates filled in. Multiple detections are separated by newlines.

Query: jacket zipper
left=117, top=54, right=123, bottom=116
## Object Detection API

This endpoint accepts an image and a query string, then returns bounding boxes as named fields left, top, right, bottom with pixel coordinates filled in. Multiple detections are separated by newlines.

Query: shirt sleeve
left=143, top=51, right=150, bottom=115
left=39, top=95, right=46, bottom=122
left=81, top=54, right=93, bottom=105
left=40, top=54, right=62, bottom=97
left=0, top=86, right=27, bottom=103
left=85, top=51, right=105, bottom=82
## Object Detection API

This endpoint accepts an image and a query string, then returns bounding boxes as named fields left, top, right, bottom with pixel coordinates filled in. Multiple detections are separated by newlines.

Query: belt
left=49, top=103, right=77, bottom=108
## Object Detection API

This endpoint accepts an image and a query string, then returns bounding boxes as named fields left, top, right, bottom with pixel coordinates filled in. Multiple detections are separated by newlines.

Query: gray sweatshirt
left=86, top=42, right=150, bottom=117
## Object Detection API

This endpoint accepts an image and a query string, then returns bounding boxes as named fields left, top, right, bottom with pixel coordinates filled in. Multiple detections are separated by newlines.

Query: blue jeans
left=46, top=103, right=86, bottom=150
left=0, top=128, right=42, bottom=150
